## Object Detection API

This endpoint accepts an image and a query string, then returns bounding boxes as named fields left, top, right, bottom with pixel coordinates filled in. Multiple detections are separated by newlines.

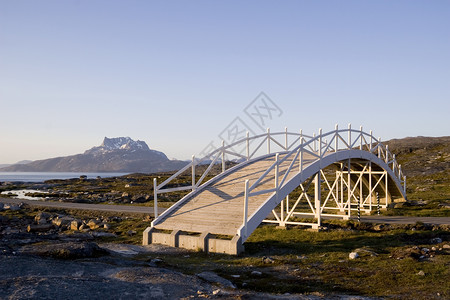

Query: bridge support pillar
left=199, top=231, right=211, bottom=253
left=169, top=230, right=181, bottom=247
left=314, top=172, right=321, bottom=229
left=142, top=227, right=154, bottom=245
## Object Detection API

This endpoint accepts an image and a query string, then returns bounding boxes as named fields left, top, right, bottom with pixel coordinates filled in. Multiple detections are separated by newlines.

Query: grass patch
left=2, top=205, right=448, bottom=298
left=141, top=225, right=450, bottom=298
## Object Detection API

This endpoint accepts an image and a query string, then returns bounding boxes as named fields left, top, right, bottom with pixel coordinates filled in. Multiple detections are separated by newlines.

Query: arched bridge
left=143, top=125, right=406, bottom=254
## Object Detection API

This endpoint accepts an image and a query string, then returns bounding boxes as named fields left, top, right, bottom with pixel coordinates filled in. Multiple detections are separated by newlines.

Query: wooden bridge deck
left=154, top=153, right=316, bottom=236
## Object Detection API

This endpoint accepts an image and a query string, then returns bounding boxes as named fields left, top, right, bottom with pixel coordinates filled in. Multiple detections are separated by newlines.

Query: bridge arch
left=238, top=149, right=406, bottom=242
left=144, top=125, right=407, bottom=254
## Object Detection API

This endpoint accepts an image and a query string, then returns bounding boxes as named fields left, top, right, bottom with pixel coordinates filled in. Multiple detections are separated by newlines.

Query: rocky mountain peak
left=100, top=137, right=150, bottom=151
left=85, top=137, right=151, bottom=155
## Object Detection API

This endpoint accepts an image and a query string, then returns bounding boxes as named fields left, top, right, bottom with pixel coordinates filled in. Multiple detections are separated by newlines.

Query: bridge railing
left=152, top=124, right=405, bottom=220
left=243, top=125, right=405, bottom=199
left=239, top=125, right=406, bottom=238
left=152, top=128, right=312, bottom=213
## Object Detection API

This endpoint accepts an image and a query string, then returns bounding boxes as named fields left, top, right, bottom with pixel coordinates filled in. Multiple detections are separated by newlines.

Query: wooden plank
left=154, top=152, right=314, bottom=234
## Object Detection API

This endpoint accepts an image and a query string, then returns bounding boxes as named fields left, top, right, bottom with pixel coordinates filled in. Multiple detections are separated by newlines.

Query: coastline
left=0, top=172, right=129, bottom=182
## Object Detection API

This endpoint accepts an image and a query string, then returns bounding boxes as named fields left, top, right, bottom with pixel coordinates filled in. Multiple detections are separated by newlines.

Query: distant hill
left=0, top=160, right=32, bottom=169
left=385, top=136, right=450, bottom=177
left=385, top=136, right=450, bottom=206
left=0, top=137, right=187, bottom=173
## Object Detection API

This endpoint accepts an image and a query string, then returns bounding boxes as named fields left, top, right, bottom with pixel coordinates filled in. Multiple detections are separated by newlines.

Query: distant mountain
left=0, top=137, right=187, bottom=173
left=16, top=160, right=33, bottom=164
left=0, top=160, right=32, bottom=169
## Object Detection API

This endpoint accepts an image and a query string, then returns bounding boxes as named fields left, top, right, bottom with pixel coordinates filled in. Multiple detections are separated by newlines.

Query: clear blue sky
left=1, top=0, right=449, bottom=164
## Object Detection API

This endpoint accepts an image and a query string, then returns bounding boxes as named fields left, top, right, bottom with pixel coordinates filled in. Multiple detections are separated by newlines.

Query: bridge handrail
left=240, top=125, right=406, bottom=238
left=152, top=124, right=406, bottom=221
left=154, top=128, right=314, bottom=194
left=245, top=125, right=405, bottom=199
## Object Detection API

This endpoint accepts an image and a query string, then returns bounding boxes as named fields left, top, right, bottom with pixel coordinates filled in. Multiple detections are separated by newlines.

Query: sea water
left=0, top=172, right=129, bottom=183
left=1, top=189, right=49, bottom=200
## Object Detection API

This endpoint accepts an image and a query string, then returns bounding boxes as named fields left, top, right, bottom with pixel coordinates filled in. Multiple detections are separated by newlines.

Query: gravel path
left=0, top=197, right=162, bottom=216
left=2, top=197, right=448, bottom=225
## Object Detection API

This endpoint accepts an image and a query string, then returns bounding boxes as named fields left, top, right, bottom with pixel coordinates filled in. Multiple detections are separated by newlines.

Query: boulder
left=373, top=224, right=385, bottom=231
left=131, top=195, right=147, bottom=203
left=87, top=219, right=101, bottom=230
left=4, top=204, right=21, bottom=211
left=27, top=224, right=54, bottom=233
left=19, top=241, right=108, bottom=259
left=352, top=248, right=378, bottom=257
left=390, top=247, right=422, bottom=260
left=70, top=220, right=81, bottom=231
left=393, top=202, right=408, bottom=208
left=430, top=237, right=442, bottom=244
left=52, top=216, right=74, bottom=227
left=262, top=256, right=275, bottom=264
left=79, top=223, right=90, bottom=231
left=349, top=252, right=359, bottom=259
left=35, top=212, right=51, bottom=224
left=196, top=271, right=236, bottom=289
left=90, top=232, right=117, bottom=238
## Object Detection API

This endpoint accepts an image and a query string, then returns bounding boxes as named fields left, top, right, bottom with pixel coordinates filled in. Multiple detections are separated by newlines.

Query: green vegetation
left=141, top=224, right=449, bottom=299
left=3, top=204, right=448, bottom=298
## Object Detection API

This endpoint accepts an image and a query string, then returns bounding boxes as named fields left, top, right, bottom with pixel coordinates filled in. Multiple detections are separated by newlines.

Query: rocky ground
left=2, top=202, right=388, bottom=300
left=2, top=203, right=449, bottom=299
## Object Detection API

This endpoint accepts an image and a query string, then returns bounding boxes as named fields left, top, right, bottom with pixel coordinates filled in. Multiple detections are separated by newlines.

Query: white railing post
left=393, top=154, right=396, bottom=173
left=335, top=124, right=339, bottom=152
left=299, top=129, right=304, bottom=172
left=314, top=172, right=321, bottom=227
left=348, top=123, right=352, bottom=149
left=378, top=137, right=382, bottom=158
left=370, top=130, right=373, bottom=152
left=285, top=127, right=288, bottom=150
left=359, top=125, right=363, bottom=150
left=285, top=195, right=289, bottom=218
left=192, top=155, right=196, bottom=190
left=243, top=179, right=249, bottom=238
left=221, top=140, right=225, bottom=173
left=267, top=128, right=271, bottom=154
left=246, top=131, right=250, bottom=161
left=313, top=133, right=316, bottom=152
left=318, top=128, right=322, bottom=157
left=385, top=145, right=389, bottom=163
left=153, top=178, right=158, bottom=218
left=403, top=176, right=407, bottom=194
left=275, top=153, right=279, bottom=193
left=369, top=162, right=372, bottom=211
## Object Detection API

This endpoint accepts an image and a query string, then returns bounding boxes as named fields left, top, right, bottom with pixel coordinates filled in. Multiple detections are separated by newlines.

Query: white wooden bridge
left=143, top=125, right=406, bottom=254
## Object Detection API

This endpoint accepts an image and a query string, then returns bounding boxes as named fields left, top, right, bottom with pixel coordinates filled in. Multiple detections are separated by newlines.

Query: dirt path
left=357, top=215, right=450, bottom=225
left=1, top=197, right=449, bottom=225
left=0, top=197, right=162, bottom=216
